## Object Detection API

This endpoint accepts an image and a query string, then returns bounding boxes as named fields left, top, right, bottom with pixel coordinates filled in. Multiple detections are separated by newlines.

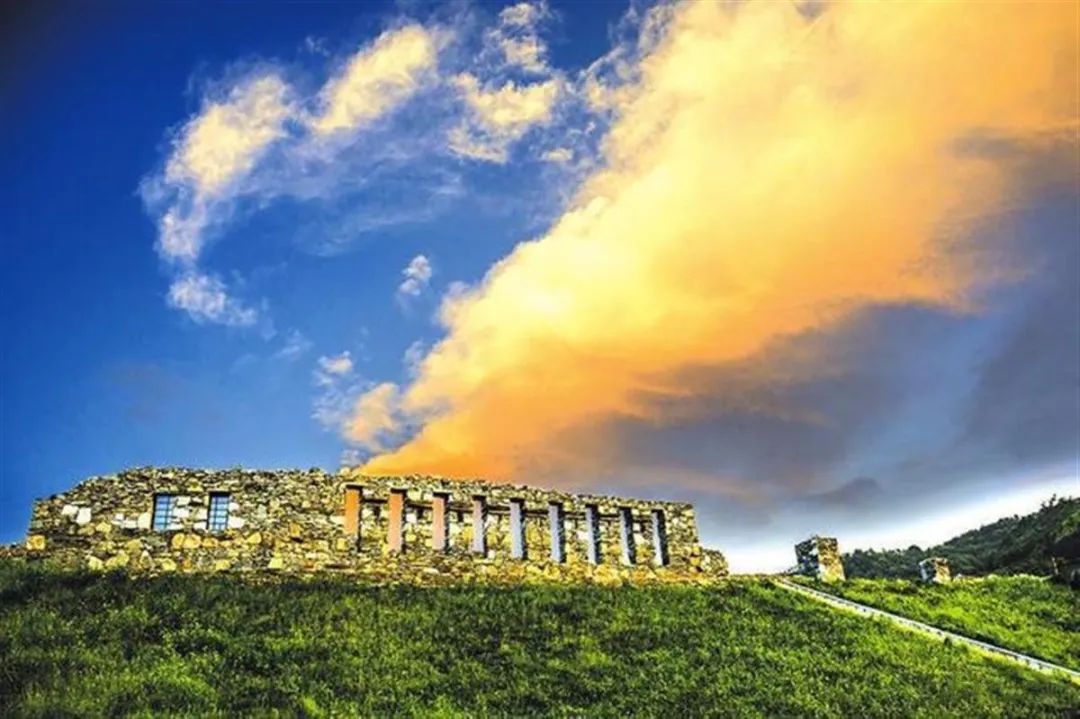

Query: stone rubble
left=794, top=536, right=846, bottom=582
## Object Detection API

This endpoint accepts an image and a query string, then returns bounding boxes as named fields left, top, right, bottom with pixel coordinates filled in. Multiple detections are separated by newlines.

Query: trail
left=775, top=578, right=1080, bottom=685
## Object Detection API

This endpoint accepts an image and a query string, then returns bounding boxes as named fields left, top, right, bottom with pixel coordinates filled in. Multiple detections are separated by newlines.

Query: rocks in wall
left=794, top=535, right=846, bottom=582
left=16, top=466, right=729, bottom=586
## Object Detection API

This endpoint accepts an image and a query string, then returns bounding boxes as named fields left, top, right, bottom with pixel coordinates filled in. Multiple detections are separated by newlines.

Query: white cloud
left=275, top=329, right=313, bottom=361
left=541, top=147, right=572, bottom=163
left=166, top=272, right=258, bottom=327
left=303, top=36, right=330, bottom=56
left=166, top=74, right=294, bottom=199
left=317, top=351, right=355, bottom=378
left=141, top=6, right=586, bottom=329
left=312, top=351, right=363, bottom=431
left=397, top=254, right=434, bottom=299
left=499, top=2, right=545, bottom=29
left=488, top=2, right=552, bottom=74
left=344, top=381, right=403, bottom=451
left=449, top=74, right=561, bottom=162
left=403, top=339, right=426, bottom=378
left=309, top=24, right=441, bottom=136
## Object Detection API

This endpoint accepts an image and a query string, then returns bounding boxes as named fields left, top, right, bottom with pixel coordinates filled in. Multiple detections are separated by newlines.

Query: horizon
left=2, top=0, right=1077, bottom=573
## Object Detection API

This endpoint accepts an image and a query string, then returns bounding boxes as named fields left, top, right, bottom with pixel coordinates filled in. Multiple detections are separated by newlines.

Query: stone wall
left=19, top=467, right=727, bottom=585
left=794, top=536, right=845, bottom=582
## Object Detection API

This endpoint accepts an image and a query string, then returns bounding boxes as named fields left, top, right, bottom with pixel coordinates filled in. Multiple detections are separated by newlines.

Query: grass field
left=802, top=575, right=1080, bottom=672
left=0, top=562, right=1076, bottom=717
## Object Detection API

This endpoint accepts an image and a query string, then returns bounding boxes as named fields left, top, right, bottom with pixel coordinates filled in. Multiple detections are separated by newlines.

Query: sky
left=1, top=0, right=1077, bottom=572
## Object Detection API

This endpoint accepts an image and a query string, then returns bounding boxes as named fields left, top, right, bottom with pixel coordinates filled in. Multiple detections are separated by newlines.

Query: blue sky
left=2, top=1, right=1077, bottom=571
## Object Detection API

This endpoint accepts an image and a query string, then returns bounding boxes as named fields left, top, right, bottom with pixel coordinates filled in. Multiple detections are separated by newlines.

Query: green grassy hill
left=843, top=495, right=1080, bottom=579
left=1, top=562, right=1076, bottom=717
left=803, top=575, right=1080, bottom=671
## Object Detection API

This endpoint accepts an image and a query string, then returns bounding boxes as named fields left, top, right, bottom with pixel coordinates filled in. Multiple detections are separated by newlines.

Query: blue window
left=152, top=494, right=175, bottom=531
left=208, top=493, right=230, bottom=532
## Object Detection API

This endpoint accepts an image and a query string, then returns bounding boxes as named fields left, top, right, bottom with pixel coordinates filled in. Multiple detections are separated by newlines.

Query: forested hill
left=843, top=495, right=1080, bottom=579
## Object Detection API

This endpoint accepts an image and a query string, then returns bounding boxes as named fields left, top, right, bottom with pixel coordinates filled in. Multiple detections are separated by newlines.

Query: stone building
left=17, top=467, right=728, bottom=585
left=794, top=535, right=845, bottom=582
left=918, top=556, right=951, bottom=583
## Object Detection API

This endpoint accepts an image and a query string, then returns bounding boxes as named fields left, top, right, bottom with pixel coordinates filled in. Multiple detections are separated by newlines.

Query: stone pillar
left=918, top=556, right=951, bottom=583
left=794, top=535, right=845, bottom=581
left=388, top=491, right=405, bottom=553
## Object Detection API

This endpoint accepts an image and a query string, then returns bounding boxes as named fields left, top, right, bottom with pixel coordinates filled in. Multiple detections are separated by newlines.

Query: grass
left=800, top=575, right=1080, bottom=672
left=0, top=562, right=1076, bottom=717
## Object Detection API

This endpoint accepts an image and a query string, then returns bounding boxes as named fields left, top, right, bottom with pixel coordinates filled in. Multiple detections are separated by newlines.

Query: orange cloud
left=354, top=1, right=1077, bottom=486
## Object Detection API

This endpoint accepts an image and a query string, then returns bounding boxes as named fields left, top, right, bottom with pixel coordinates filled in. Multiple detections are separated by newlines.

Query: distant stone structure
left=918, top=556, right=951, bottom=584
left=13, top=467, right=728, bottom=585
left=794, top=535, right=845, bottom=581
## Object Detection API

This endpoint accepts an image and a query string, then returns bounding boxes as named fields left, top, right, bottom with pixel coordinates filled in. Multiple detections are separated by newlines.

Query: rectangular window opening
left=208, top=493, right=231, bottom=533
left=585, top=504, right=601, bottom=565
left=432, top=493, right=450, bottom=552
left=389, top=490, right=406, bottom=553
left=509, top=499, right=526, bottom=559
left=549, top=502, right=565, bottom=563
left=471, top=496, right=487, bottom=555
left=152, top=493, right=175, bottom=532
left=651, top=509, right=669, bottom=566
left=343, top=486, right=362, bottom=545
left=619, top=507, right=636, bottom=565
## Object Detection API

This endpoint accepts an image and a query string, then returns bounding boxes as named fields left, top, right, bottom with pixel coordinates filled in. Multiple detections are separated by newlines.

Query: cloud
left=397, top=254, right=434, bottom=300
left=142, top=24, right=452, bottom=328
left=449, top=74, right=560, bottom=162
left=312, top=351, right=363, bottom=431
left=345, top=381, right=404, bottom=452
left=142, top=9, right=577, bottom=329
left=498, top=1, right=546, bottom=30
left=274, top=329, right=314, bottom=361
left=308, top=24, right=442, bottom=136
left=488, top=1, right=552, bottom=75
left=403, top=340, right=426, bottom=378
left=353, top=0, right=1077, bottom=492
left=540, top=147, right=572, bottom=163
left=166, top=272, right=258, bottom=327
left=317, top=351, right=355, bottom=377
left=149, top=73, right=296, bottom=267
left=165, top=75, right=294, bottom=201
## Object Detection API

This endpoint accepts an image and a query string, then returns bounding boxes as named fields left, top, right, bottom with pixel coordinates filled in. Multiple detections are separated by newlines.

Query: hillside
left=807, top=576, right=1080, bottom=671
left=843, top=495, right=1080, bottom=579
left=1, top=562, right=1076, bottom=716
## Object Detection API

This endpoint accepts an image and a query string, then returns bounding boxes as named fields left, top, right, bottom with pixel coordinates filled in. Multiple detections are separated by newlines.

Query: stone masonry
left=918, top=556, right=951, bottom=584
left=794, top=536, right=845, bottom=582
left=17, top=467, right=728, bottom=585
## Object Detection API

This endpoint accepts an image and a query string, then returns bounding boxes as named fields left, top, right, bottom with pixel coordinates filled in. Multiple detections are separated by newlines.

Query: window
left=585, top=504, right=601, bottom=564
left=471, top=496, right=487, bottom=555
left=509, top=499, right=526, bottom=559
left=208, top=493, right=230, bottom=532
left=549, top=502, right=565, bottom=563
left=152, top=494, right=175, bottom=531
left=389, top=490, right=406, bottom=552
left=431, top=493, right=449, bottom=552
left=343, top=486, right=362, bottom=543
left=619, top=507, right=636, bottom=565
left=651, top=509, right=669, bottom=566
